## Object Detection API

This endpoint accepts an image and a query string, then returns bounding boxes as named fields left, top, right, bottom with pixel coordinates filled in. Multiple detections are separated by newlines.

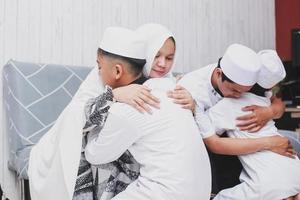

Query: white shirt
left=178, top=64, right=223, bottom=138
left=207, top=92, right=278, bottom=138
left=208, top=93, right=300, bottom=200
left=85, top=78, right=211, bottom=200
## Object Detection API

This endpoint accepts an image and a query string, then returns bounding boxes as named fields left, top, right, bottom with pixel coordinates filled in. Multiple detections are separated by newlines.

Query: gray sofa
left=2, top=60, right=92, bottom=199
left=1, top=60, right=300, bottom=199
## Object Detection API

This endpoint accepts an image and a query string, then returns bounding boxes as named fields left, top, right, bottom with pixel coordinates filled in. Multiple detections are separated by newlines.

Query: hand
left=175, top=74, right=184, bottom=82
left=167, top=85, right=195, bottom=112
left=266, top=135, right=297, bottom=159
left=113, top=84, right=160, bottom=114
left=236, top=105, right=273, bottom=133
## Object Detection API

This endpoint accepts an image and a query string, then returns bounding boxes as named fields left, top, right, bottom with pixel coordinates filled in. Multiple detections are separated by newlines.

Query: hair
left=169, top=36, right=176, bottom=45
left=249, top=84, right=268, bottom=97
left=217, top=57, right=234, bottom=83
left=97, top=48, right=146, bottom=76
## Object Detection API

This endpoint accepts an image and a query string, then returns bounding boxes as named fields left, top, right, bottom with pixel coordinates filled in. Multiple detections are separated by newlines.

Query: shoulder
left=179, top=64, right=215, bottom=86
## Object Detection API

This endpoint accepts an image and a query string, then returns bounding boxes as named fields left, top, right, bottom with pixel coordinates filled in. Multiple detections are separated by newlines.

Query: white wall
left=0, top=0, right=275, bottom=199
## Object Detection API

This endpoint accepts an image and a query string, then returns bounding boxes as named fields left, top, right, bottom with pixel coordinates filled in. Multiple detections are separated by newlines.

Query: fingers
left=140, top=91, right=160, bottom=109
left=247, top=125, right=263, bottom=133
left=173, top=98, right=191, bottom=105
left=175, top=75, right=184, bottom=82
left=287, top=148, right=297, bottom=156
left=241, top=105, right=257, bottom=111
left=132, top=98, right=152, bottom=114
left=283, top=151, right=296, bottom=159
left=236, top=113, right=255, bottom=121
left=140, top=85, right=151, bottom=92
left=236, top=118, right=257, bottom=127
left=168, top=92, right=186, bottom=100
left=238, top=121, right=259, bottom=131
left=132, top=100, right=146, bottom=114
left=174, top=85, right=184, bottom=90
left=182, top=104, right=192, bottom=110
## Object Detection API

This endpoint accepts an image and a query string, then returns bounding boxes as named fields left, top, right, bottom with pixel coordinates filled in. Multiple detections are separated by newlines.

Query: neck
left=119, top=73, right=144, bottom=87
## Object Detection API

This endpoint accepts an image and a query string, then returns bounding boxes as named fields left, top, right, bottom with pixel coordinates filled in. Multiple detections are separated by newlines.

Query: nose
left=157, top=57, right=166, bottom=68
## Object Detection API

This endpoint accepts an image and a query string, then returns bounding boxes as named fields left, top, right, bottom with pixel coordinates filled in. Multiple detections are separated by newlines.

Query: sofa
left=2, top=60, right=92, bottom=200
left=1, top=60, right=300, bottom=200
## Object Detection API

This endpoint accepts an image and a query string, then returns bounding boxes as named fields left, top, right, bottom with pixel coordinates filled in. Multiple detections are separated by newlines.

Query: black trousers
left=207, top=134, right=243, bottom=194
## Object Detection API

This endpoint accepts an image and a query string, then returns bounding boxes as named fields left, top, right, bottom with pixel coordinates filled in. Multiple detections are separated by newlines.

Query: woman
left=112, top=23, right=195, bottom=113
left=79, top=23, right=196, bottom=200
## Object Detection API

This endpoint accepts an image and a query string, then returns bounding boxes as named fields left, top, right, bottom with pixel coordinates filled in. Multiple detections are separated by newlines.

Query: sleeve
left=85, top=113, right=139, bottom=165
left=194, top=103, right=217, bottom=138
left=177, top=72, right=200, bottom=101
left=83, top=86, right=113, bottom=133
left=207, top=99, right=236, bottom=134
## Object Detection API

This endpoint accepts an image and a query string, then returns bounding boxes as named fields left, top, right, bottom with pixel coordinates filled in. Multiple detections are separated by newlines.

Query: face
left=217, top=72, right=252, bottom=98
left=97, top=53, right=116, bottom=88
left=149, top=38, right=175, bottom=78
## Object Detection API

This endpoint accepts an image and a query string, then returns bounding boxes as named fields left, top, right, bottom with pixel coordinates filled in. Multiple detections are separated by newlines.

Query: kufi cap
left=257, top=50, right=286, bottom=89
left=99, top=27, right=146, bottom=59
left=136, top=23, right=176, bottom=77
left=220, top=44, right=261, bottom=86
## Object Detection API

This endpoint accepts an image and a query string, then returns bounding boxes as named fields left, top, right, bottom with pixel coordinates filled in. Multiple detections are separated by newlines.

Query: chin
left=150, top=73, right=162, bottom=78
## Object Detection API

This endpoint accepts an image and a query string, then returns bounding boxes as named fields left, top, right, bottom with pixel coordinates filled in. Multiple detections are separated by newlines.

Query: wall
left=0, top=0, right=275, bottom=199
left=275, top=0, right=300, bottom=61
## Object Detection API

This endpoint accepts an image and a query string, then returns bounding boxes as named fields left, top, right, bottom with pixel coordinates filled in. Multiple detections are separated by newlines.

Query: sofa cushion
left=2, top=60, right=92, bottom=179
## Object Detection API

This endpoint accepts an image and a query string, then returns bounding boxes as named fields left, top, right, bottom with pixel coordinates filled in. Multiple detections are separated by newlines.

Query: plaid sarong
left=73, top=86, right=140, bottom=200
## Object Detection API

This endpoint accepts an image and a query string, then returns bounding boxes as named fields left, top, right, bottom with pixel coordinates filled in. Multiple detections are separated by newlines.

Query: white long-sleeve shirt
left=208, top=93, right=300, bottom=200
left=178, top=64, right=223, bottom=138
left=85, top=78, right=211, bottom=200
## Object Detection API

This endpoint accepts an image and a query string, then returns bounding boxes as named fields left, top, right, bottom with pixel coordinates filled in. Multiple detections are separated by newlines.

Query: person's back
left=109, top=78, right=211, bottom=200
left=209, top=92, right=277, bottom=138
left=208, top=92, right=300, bottom=200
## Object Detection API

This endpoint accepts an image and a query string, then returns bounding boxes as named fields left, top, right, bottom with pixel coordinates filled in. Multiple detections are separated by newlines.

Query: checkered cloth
left=73, top=86, right=140, bottom=200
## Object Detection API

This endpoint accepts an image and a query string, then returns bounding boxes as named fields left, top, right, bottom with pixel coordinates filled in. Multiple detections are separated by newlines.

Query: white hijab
left=29, top=67, right=104, bottom=200
left=136, top=23, right=177, bottom=78
left=29, top=24, right=176, bottom=200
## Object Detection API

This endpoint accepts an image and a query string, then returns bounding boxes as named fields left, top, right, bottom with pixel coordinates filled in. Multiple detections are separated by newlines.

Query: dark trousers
left=207, top=133, right=243, bottom=194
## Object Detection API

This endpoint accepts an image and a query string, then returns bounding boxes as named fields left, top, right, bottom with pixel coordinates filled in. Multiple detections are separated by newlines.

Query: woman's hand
left=113, top=84, right=160, bottom=114
left=236, top=105, right=273, bottom=132
left=167, top=85, right=196, bottom=112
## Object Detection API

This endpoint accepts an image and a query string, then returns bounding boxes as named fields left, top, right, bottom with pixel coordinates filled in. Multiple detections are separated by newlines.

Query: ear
left=215, top=68, right=222, bottom=77
left=114, top=64, right=123, bottom=80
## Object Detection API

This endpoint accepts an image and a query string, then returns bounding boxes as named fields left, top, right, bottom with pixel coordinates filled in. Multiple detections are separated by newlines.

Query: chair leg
left=0, top=184, right=3, bottom=199
left=24, top=180, right=31, bottom=200
left=0, top=184, right=10, bottom=200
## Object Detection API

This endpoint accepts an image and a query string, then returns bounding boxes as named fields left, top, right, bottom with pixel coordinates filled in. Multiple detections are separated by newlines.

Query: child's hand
left=113, top=84, right=160, bottom=114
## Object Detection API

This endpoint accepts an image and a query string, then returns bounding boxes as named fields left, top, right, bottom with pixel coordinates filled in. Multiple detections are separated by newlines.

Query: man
left=84, top=28, right=212, bottom=200
left=173, top=44, right=292, bottom=193
left=206, top=49, right=300, bottom=200
left=73, top=26, right=148, bottom=200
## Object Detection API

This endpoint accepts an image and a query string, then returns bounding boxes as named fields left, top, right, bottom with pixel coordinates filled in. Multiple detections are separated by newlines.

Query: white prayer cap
left=99, top=26, right=146, bottom=59
left=136, top=23, right=176, bottom=77
left=257, top=50, right=286, bottom=89
left=220, top=44, right=261, bottom=86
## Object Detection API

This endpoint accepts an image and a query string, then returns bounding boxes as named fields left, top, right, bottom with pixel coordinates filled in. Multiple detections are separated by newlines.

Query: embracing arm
left=201, top=98, right=295, bottom=158
left=203, top=134, right=295, bottom=158
left=85, top=113, right=138, bottom=165
left=112, top=84, right=160, bottom=114
left=236, top=96, right=285, bottom=132
left=167, top=85, right=196, bottom=112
